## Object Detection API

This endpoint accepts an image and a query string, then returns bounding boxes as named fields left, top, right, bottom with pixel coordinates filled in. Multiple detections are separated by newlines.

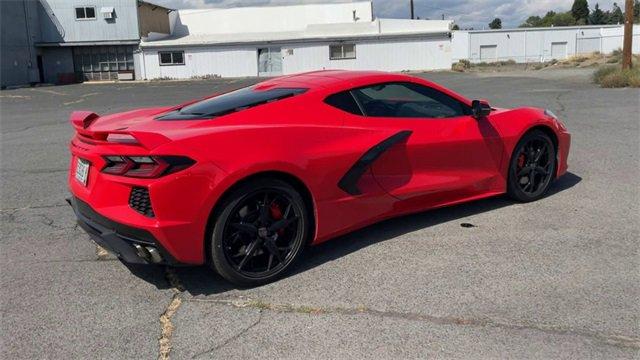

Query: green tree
left=609, top=2, right=624, bottom=24
left=633, top=0, right=639, bottom=23
left=520, top=15, right=543, bottom=27
left=590, top=3, right=605, bottom=24
left=452, top=24, right=460, bottom=30
left=540, top=11, right=557, bottom=26
left=571, top=0, right=590, bottom=23
left=552, top=12, right=578, bottom=26
left=489, top=18, right=502, bottom=29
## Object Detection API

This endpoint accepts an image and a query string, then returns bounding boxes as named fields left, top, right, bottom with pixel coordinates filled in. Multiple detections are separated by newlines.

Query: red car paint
left=68, top=70, right=571, bottom=264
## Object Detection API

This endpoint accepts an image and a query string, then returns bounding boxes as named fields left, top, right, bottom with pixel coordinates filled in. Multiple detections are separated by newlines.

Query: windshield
left=157, top=86, right=308, bottom=120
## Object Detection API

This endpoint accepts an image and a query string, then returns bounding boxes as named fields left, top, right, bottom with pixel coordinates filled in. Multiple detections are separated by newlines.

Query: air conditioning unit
left=101, top=7, right=114, bottom=19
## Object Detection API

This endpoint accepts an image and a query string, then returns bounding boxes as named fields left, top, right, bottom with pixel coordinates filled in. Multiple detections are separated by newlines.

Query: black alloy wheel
left=210, top=178, right=309, bottom=286
left=507, top=130, right=557, bottom=202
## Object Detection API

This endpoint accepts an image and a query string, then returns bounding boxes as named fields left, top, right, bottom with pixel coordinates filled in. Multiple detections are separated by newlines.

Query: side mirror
left=472, top=100, right=492, bottom=118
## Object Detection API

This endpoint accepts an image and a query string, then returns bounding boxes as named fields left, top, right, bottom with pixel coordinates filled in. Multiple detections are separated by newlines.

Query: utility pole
left=410, top=0, right=415, bottom=19
left=622, top=0, right=634, bottom=69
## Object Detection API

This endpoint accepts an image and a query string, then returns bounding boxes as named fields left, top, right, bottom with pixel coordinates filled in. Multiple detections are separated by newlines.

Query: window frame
left=327, top=81, right=472, bottom=119
left=158, top=51, right=185, bottom=66
left=75, top=6, right=97, bottom=21
left=329, top=43, right=356, bottom=60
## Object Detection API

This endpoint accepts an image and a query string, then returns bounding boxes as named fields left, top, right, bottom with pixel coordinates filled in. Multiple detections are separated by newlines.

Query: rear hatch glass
left=157, top=86, right=307, bottom=120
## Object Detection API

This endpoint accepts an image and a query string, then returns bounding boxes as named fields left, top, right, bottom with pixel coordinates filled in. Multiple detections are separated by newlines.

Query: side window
left=329, top=44, right=356, bottom=60
left=324, top=91, right=363, bottom=115
left=159, top=51, right=185, bottom=66
left=351, top=82, right=470, bottom=118
left=75, top=7, right=96, bottom=20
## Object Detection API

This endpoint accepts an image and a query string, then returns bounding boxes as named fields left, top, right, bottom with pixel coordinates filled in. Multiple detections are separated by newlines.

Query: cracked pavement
left=1, top=69, right=638, bottom=359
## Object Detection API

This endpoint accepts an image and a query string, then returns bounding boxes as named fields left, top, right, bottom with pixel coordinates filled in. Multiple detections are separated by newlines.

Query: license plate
left=75, top=158, right=90, bottom=186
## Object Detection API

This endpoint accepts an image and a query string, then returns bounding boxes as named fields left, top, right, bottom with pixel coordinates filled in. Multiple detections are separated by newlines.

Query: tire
left=209, top=178, right=310, bottom=286
left=507, top=130, right=557, bottom=202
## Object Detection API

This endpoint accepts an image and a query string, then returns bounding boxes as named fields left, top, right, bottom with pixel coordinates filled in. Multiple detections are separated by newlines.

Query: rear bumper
left=68, top=196, right=181, bottom=265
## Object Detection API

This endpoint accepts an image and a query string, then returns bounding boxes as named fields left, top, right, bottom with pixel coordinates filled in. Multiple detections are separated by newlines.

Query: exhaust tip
left=146, top=246, right=163, bottom=264
left=133, top=243, right=151, bottom=262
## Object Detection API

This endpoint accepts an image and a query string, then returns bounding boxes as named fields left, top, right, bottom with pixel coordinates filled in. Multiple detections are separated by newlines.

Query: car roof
left=253, top=70, right=471, bottom=106
left=256, top=70, right=413, bottom=91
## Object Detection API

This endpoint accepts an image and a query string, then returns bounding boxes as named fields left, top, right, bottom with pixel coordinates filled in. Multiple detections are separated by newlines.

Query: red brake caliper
left=269, top=203, right=285, bottom=235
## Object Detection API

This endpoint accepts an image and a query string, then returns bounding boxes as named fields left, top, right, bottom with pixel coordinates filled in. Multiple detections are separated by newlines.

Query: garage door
left=479, top=45, right=498, bottom=62
left=73, top=45, right=135, bottom=81
left=551, top=42, right=568, bottom=60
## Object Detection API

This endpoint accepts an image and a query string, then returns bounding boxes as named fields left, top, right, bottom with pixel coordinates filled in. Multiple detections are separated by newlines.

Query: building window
left=330, top=44, right=356, bottom=60
left=75, top=7, right=96, bottom=20
left=159, top=51, right=185, bottom=66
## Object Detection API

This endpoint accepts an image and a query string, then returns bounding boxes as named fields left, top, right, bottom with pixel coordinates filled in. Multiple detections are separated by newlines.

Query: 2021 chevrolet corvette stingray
left=68, top=70, right=571, bottom=285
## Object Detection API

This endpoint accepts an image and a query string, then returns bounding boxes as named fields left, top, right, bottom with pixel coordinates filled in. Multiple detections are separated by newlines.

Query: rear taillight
left=101, top=156, right=195, bottom=178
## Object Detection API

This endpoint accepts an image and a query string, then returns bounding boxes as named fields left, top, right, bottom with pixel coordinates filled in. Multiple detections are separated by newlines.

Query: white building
left=452, top=25, right=640, bottom=63
left=136, top=1, right=454, bottom=79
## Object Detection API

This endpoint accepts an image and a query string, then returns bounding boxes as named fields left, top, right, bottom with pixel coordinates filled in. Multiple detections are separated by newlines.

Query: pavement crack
left=185, top=298, right=640, bottom=350
left=158, top=267, right=185, bottom=360
left=0, top=203, right=68, bottom=213
left=192, top=312, right=263, bottom=359
left=554, top=92, right=567, bottom=118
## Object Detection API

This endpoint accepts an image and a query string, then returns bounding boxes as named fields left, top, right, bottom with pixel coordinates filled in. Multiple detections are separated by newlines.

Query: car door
left=344, top=81, right=505, bottom=207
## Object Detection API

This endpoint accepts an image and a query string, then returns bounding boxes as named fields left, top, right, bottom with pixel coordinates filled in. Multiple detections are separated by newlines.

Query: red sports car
left=68, top=70, right=571, bottom=286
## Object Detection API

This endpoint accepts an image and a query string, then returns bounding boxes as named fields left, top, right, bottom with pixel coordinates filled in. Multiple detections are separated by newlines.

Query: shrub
left=594, top=66, right=640, bottom=88
left=459, top=59, right=471, bottom=68
left=593, top=66, right=618, bottom=83
left=452, top=59, right=471, bottom=72
left=452, top=63, right=466, bottom=72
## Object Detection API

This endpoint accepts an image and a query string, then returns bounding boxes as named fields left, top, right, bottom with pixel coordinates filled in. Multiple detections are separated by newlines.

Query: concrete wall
left=453, top=25, right=640, bottom=63
left=138, top=35, right=452, bottom=80
left=39, top=0, right=140, bottom=43
left=1, top=0, right=41, bottom=87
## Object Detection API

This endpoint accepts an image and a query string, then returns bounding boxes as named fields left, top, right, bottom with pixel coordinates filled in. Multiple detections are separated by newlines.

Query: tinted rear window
left=324, top=91, right=363, bottom=115
left=157, top=86, right=308, bottom=120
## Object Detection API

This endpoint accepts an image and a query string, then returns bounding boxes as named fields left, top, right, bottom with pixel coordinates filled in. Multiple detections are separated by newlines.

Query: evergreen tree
left=489, top=18, right=502, bottom=29
left=571, top=0, right=590, bottom=23
left=609, top=2, right=624, bottom=24
left=452, top=24, right=460, bottom=30
left=590, top=3, right=605, bottom=24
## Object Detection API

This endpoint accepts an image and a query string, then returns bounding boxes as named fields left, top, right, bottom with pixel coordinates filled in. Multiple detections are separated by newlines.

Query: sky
left=151, top=0, right=621, bottom=29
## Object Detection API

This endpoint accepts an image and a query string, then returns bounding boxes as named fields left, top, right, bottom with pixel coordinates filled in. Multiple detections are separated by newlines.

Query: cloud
left=151, top=0, right=622, bottom=29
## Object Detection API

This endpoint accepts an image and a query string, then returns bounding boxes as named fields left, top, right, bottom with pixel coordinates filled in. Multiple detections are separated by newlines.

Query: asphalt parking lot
left=1, top=68, right=638, bottom=359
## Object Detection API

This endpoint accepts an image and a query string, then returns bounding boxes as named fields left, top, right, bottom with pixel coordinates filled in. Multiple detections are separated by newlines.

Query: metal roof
left=141, top=19, right=452, bottom=48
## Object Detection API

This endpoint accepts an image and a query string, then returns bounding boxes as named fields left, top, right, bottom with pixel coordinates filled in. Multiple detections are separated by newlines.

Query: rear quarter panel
left=165, top=92, right=403, bottom=244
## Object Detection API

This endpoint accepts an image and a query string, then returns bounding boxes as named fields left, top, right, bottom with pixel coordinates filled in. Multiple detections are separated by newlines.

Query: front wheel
left=507, top=130, right=557, bottom=202
left=209, top=178, right=310, bottom=286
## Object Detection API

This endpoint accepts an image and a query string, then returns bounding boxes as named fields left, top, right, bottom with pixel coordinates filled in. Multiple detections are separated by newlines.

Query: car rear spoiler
left=69, top=111, right=171, bottom=149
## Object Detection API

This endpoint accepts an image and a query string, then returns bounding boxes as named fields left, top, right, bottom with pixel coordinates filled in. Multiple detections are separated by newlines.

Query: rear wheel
left=209, top=178, right=309, bottom=286
left=507, top=130, right=557, bottom=202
